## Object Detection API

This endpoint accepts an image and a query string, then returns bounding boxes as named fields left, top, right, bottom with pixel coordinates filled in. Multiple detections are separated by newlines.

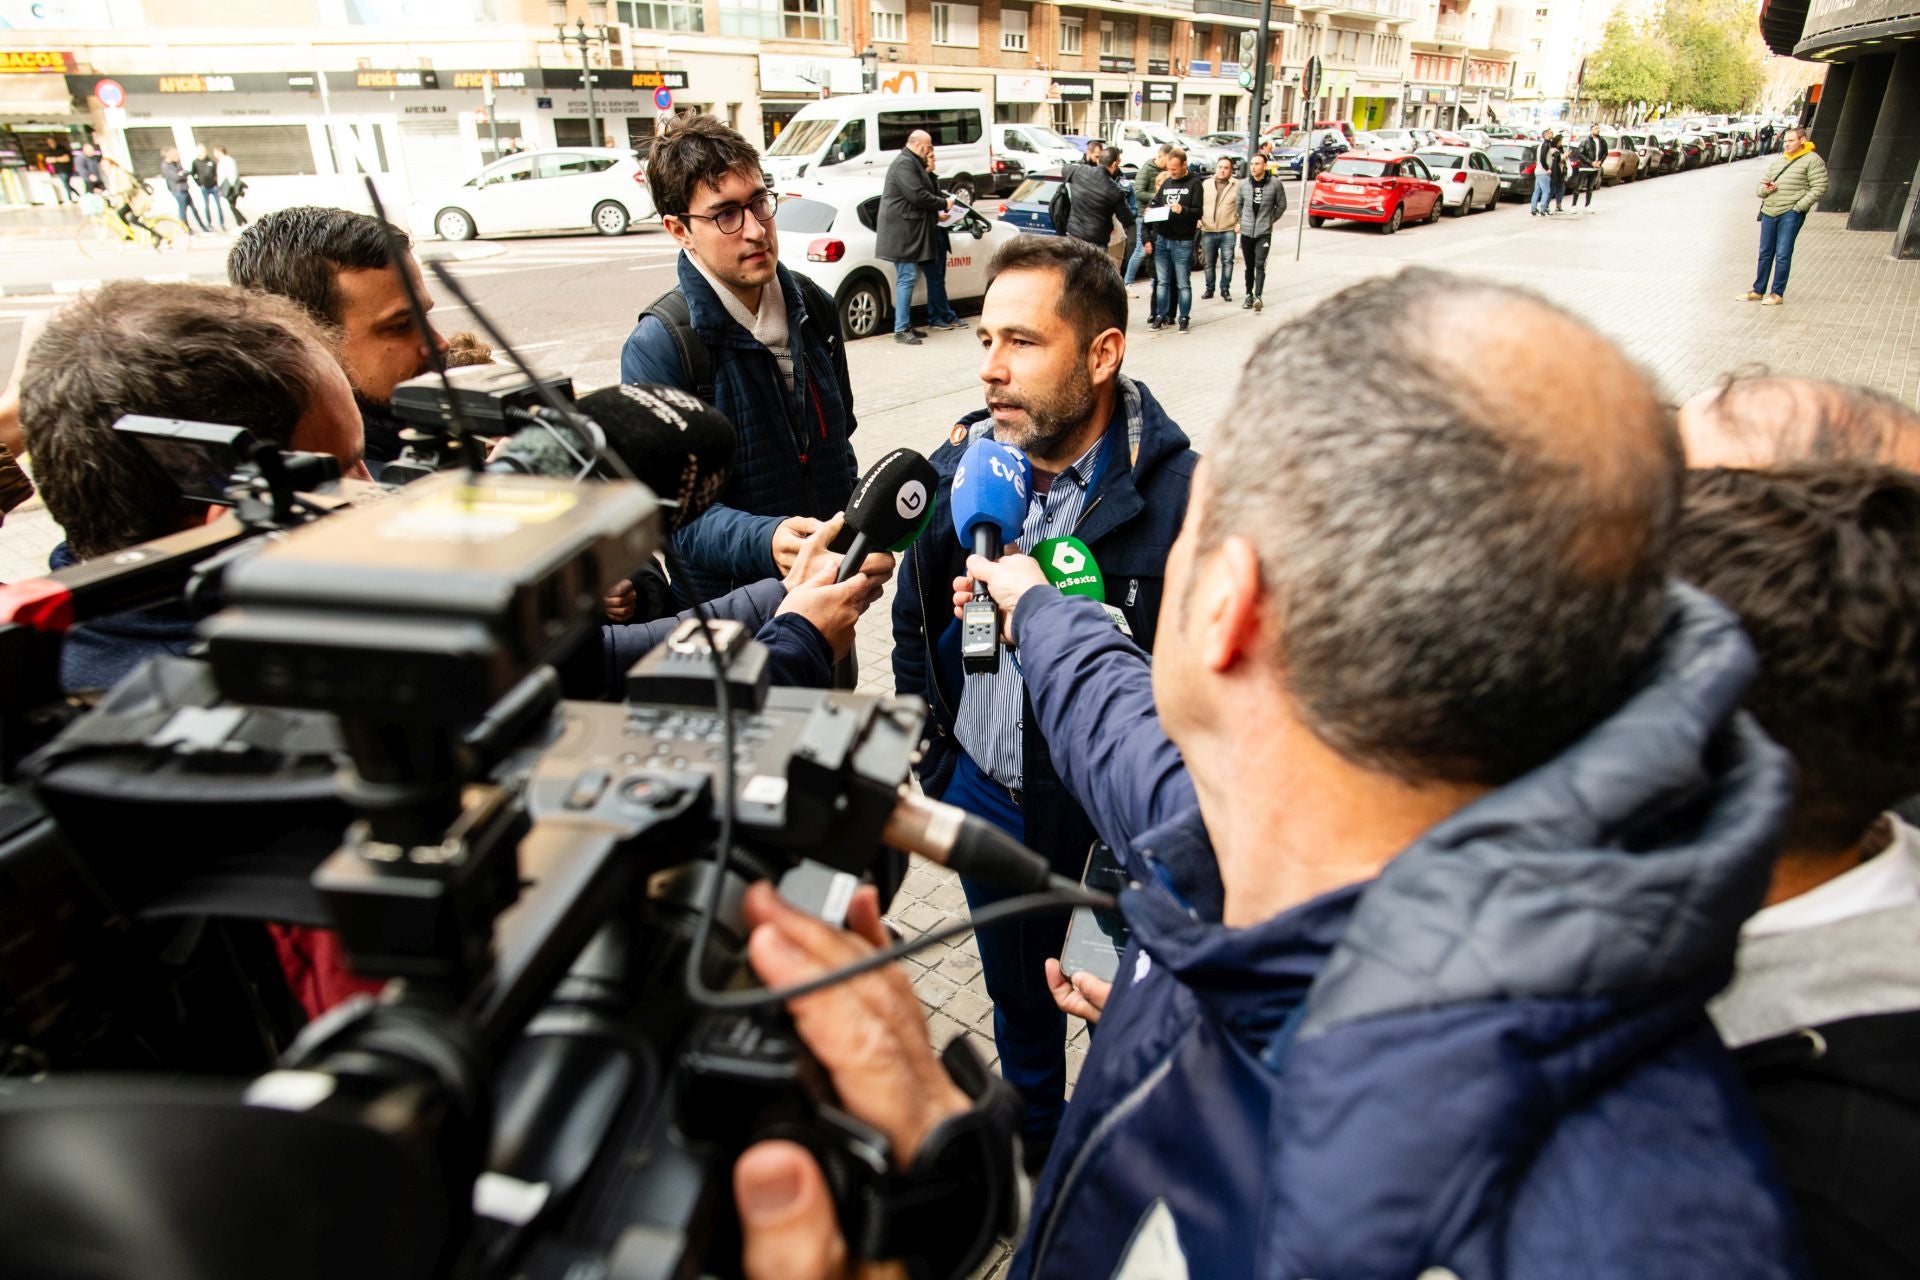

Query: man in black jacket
left=190, top=143, right=224, bottom=231
left=878, top=129, right=952, bottom=346
left=1146, top=147, right=1202, bottom=332
left=1062, top=145, right=1132, bottom=255
left=1574, top=125, right=1606, bottom=210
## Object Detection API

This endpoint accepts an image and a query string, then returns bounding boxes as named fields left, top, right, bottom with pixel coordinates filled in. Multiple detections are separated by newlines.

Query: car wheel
left=435, top=207, right=476, bottom=241
left=837, top=274, right=888, bottom=341
left=1380, top=207, right=1401, bottom=235
left=949, top=174, right=977, bottom=205
left=592, top=201, right=630, bottom=236
left=1426, top=198, right=1442, bottom=224
left=1308, top=215, right=1326, bottom=228
left=1452, top=193, right=1470, bottom=217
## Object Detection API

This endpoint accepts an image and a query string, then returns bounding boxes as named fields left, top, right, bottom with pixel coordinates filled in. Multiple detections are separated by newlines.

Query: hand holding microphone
left=831, top=448, right=939, bottom=585
left=776, top=513, right=892, bottom=661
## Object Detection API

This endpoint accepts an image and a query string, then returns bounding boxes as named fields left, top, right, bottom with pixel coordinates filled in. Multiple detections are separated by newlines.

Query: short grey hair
left=1202, top=268, right=1682, bottom=786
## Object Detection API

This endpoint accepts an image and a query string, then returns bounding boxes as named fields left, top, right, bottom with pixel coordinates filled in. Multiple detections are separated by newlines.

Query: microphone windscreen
left=949, top=438, right=1031, bottom=547
left=576, top=384, right=736, bottom=532
left=845, top=448, right=939, bottom=553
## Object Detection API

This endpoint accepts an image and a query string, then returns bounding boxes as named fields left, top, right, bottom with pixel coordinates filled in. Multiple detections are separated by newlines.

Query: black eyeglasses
left=676, top=191, right=781, bottom=235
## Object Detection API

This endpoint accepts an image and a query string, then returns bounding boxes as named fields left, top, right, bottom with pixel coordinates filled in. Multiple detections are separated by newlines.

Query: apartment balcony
left=1431, top=13, right=1470, bottom=43
left=1293, top=0, right=1413, bottom=24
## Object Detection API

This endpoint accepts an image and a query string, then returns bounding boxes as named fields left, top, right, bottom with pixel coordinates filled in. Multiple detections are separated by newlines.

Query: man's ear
left=1200, top=534, right=1266, bottom=674
left=663, top=214, right=695, bottom=252
left=1087, top=327, right=1125, bottom=386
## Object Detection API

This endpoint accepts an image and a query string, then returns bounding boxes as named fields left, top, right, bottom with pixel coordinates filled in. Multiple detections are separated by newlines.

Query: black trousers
left=1240, top=233, right=1271, bottom=298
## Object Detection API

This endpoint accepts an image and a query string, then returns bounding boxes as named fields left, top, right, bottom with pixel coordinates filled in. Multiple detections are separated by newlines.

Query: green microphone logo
left=1034, top=536, right=1104, bottom=601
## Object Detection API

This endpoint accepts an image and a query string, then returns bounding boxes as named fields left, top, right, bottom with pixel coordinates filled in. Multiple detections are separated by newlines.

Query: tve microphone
left=833, top=448, right=939, bottom=584
left=949, top=438, right=1031, bottom=675
left=488, top=383, right=735, bottom=533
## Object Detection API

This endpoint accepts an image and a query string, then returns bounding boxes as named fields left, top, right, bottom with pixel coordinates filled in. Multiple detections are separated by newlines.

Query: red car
left=1307, top=152, right=1445, bottom=234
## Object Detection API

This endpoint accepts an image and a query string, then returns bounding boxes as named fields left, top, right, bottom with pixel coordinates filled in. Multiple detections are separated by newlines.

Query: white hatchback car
left=408, top=147, right=656, bottom=241
left=1413, top=147, right=1503, bottom=216
left=774, top=179, right=1024, bottom=341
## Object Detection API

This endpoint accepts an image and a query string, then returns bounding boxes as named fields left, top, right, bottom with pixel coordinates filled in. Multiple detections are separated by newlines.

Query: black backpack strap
left=638, top=288, right=715, bottom=405
left=793, top=274, right=856, bottom=434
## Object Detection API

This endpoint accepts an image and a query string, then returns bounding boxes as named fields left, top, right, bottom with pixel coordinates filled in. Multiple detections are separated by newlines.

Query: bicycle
left=75, top=185, right=187, bottom=258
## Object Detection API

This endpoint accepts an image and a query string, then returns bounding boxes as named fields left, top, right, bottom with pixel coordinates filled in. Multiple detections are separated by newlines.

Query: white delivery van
left=761, top=92, right=1002, bottom=201
left=994, top=121, right=1084, bottom=176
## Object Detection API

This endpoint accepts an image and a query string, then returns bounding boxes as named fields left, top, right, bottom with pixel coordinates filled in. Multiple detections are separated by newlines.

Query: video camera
left=0, top=357, right=1059, bottom=1279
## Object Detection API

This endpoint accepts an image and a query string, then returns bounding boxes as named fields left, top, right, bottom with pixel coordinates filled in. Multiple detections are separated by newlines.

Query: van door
left=819, top=117, right=877, bottom=176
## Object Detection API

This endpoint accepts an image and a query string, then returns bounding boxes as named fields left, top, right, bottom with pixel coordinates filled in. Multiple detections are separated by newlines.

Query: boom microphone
left=488, top=384, right=735, bottom=533
left=833, top=448, right=939, bottom=584
left=949, top=438, right=1031, bottom=675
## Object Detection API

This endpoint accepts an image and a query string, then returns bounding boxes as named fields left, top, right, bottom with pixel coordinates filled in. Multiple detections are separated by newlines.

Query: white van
left=994, top=121, right=1083, bottom=176
left=761, top=92, right=1003, bottom=202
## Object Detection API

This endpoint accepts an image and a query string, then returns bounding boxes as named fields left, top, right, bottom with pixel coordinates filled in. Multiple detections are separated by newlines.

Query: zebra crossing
left=436, top=235, right=683, bottom=279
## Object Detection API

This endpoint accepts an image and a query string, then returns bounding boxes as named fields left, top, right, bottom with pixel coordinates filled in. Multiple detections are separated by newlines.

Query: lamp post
left=551, top=0, right=610, bottom=147
left=861, top=45, right=878, bottom=94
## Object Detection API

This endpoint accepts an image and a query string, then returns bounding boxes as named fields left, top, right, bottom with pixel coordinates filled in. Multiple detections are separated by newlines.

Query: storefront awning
left=0, top=73, right=79, bottom=119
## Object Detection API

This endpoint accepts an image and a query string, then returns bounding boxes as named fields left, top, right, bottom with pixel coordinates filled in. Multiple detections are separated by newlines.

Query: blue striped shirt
left=952, top=431, right=1110, bottom=790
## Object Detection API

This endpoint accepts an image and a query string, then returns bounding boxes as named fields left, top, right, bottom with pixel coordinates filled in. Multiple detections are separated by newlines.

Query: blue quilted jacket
left=1001, top=582, right=1806, bottom=1280
left=620, top=254, right=858, bottom=603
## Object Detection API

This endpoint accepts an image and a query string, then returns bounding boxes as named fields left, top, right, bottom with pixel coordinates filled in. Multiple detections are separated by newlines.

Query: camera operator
left=226, top=206, right=452, bottom=475
left=1677, top=463, right=1920, bottom=1280
left=22, top=281, right=368, bottom=694
left=733, top=270, right=1802, bottom=1279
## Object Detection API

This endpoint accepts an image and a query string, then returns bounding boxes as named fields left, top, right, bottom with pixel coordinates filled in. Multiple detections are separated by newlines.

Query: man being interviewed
left=891, top=235, right=1196, bottom=1171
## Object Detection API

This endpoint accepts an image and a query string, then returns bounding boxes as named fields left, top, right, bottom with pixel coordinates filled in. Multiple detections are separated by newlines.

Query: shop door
left=396, top=118, right=467, bottom=199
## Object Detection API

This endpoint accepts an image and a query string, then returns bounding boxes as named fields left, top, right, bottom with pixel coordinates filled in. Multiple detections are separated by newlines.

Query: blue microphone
left=950, top=437, right=1031, bottom=674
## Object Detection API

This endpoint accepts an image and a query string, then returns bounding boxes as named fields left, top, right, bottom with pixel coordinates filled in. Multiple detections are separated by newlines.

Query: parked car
left=1486, top=142, right=1540, bottom=201
left=1307, top=152, right=1444, bottom=234
left=761, top=91, right=1003, bottom=201
left=774, top=178, right=1023, bottom=340
left=1414, top=146, right=1502, bottom=215
left=1108, top=120, right=1228, bottom=176
left=1272, top=133, right=1348, bottom=181
left=1598, top=132, right=1639, bottom=183
left=994, top=121, right=1082, bottom=176
left=1618, top=132, right=1660, bottom=177
left=1267, top=119, right=1358, bottom=147
left=408, top=146, right=654, bottom=240
left=994, top=171, right=1129, bottom=267
left=1365, top=127, right=1423, bottom=153
left=1641, top=133, right=1682, bottom=175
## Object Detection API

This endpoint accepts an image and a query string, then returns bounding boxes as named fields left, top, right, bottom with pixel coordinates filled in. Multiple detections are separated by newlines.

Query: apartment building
left=1401, top=0, right=1521, bottom=127
left=1507, top=0, right=1613, bottom=121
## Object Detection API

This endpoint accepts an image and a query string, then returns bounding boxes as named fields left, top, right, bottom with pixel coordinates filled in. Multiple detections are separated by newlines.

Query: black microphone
left=831, top=448, right=939, bottom=584
left=487, top=383, right=735, bottom=533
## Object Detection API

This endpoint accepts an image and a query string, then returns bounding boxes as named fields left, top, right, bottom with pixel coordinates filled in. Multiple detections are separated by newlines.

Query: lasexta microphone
left=488, top=383, right=735, bottom=533
left=832, top=448, right=939, bottom=584
left=949, top=438, right=1031, bottom=675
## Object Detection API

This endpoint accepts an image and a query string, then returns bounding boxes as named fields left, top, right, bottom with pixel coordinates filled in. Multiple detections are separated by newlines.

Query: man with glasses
left=621, top=114, right=862, bottom=609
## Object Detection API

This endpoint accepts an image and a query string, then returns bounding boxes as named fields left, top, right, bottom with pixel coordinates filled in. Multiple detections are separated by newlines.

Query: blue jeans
left=199, top=186, right=225, bottom=230
left=1123, top=219, right=1150, bottom=285
left=1151, top=233, right=1194, bottom=322
left=923, top=250, right=959, bottom=326
left=892, top=259, right=919, bottom=334
left=1754, top=209, right=1806, bottom=297
left=1200, top=230, right=1236, bottom=295
left=1530, top=170, right=1553, bottom=213
left=171, top=188, right=206, bottom=231
left=945, top=753, right=1070, bottom=1148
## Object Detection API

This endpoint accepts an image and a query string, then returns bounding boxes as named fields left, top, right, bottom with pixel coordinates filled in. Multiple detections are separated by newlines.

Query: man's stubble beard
left=992, top=359, right=1097, bottom=462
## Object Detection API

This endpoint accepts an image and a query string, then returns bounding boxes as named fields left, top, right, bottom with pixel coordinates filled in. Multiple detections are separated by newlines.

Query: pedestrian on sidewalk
left=44, top=140, right=74, bottom=204
left=215, top=146, right=248, bottom=227
left=1743, top=126, right=1828, bottom=307
left=1549, top=130, right=1569, bottom=211
left=1199, top=156, right=1240, bottom=303
left=1530, top=130, right=1557, bottom=215
left=1124, top=144, right=1170, bottom=288
left=75, top=144, right=103, bottom=194
left=1062, top=145, right=1134, bottom=255
left=1083, top=137, right=1105, bottom=166
left=190, top=144, right=225, bottom=232
left=1147, top=147, right=1201, bottom=332
left=1758, top=121, right=1775, bottom=154
left=921, top=144, right=966, bottom=332
left=1238, top=151, right=1283, bottom=312
left=1574, top=126, right=1605, bottom=210
left=878, top=129, right=952, bottom=345
left=160, top=148, right=207, bottom=232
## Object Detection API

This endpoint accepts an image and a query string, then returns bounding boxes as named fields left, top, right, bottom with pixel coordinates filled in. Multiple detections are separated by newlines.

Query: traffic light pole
left=1244, top=0, right=1275, bottom=177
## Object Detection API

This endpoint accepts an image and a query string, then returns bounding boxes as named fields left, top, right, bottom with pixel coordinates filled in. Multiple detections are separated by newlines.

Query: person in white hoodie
left=213, top=145, right=247, bottom=227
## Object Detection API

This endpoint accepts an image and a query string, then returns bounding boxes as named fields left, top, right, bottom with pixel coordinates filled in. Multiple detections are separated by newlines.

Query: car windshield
left=1026, top=126, right=1072, bottom=150
left=1327, top=158, right=1389, bottom=177
left=1416, top=151, right=1463, bottom=169
left=767, top=118, right=838, bottom=157
left=773, top=196, right=836, bottom=234
left=1010, top=176, right=1062, bottom=204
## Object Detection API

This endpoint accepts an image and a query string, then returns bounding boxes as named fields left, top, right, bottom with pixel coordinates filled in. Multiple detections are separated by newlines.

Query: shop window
left=1000, top=8, right=1027, bottom=50
left=554, top=118, right=598, bottom=147
left=1059, top=15, right=1082, bottom=54
left=123, top=126, right=175, bottom=182
left=193, top=124, right=322, bottom=177
left=616, top=0, right=704, bottom=29
left=872, top=0, right=905, bottom=42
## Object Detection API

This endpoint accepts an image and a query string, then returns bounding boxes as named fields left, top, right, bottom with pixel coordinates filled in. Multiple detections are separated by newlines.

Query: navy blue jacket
left=49, top=541, right=199, bottom=694
left=585, top=578, right=833, bottom=698
left=1003, top=583, right=1806, bottom=1280
left=620, top=255, right=858, bottom=603
left=890, top=377, right=1195, bottom=871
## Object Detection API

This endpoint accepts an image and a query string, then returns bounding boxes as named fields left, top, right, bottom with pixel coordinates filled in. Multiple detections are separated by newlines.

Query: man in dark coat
left=877, top=128, right=952, bottom=345
left=1062, top=145, right=1133, bottom=255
